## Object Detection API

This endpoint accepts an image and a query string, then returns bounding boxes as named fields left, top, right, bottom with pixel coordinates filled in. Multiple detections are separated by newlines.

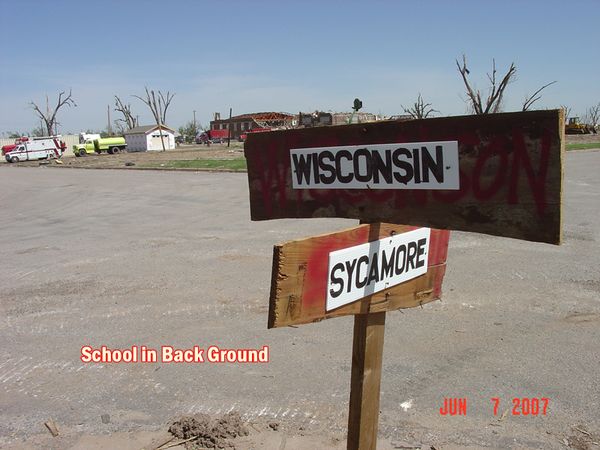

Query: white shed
left=123, top=125, right=176, bottom=152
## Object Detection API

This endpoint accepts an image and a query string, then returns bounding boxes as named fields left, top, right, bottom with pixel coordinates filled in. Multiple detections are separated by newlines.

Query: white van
left=5, top=138, right=64, bottom=163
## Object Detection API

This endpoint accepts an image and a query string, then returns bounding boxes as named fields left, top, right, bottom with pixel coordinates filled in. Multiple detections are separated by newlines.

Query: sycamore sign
left=327, top=228, right=430, bottom=311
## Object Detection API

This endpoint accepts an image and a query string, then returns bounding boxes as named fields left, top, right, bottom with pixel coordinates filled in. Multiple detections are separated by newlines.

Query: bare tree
left=560, top=105, right=572, bottom=120
left=113, top=121, right=124, bottom=135
left=134, top=87, right=175, bottom=151
left=457, top=55, right=555, bottom=115
left=522, top=81, right=557, bottom=111
left=114, top=95, right=138, bottom=131
left=457, top=55, right=515, bottom=114
left=30, top=90, right=76, bottom=136
left=585, top=103, right=600, bottom=133
left=402, top=93, right=438, bottom=119
left=30, top=126, right=46, bottom=137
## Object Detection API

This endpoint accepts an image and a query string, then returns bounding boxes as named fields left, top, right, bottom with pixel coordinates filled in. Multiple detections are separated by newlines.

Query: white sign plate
left=326, top=228, right=431, bottom=311
left=290, top=141, right=459, bottom=190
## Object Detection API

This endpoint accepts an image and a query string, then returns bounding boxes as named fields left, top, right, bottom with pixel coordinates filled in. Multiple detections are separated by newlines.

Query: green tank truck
left=73, top=137, right=127, bottom=156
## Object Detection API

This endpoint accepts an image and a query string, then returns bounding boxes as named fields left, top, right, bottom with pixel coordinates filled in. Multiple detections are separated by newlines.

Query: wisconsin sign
left=245, top=110, right=564, bottom=244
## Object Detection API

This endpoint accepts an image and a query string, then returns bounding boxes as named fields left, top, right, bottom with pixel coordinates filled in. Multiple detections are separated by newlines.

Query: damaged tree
left=134, top=87, right=175, bottom=151
left=585, top=103, right=600, bottom=133
left=402, top=93, right=438, bottom=120
left=456, top=55, right=555, bottom=114
left=30, top=90, right=76, bottom=136
left=114, top=95, right=138, bottom=133
left=521, top=81, right=557, bottom=111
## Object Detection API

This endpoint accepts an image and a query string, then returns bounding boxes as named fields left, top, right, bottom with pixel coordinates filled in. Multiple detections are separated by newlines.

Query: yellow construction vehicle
left=565, top=117, right=591, bottom=134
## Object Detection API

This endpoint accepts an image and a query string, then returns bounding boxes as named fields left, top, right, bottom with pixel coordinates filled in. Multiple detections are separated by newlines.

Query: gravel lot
left=0, top=150, right=599, bottom=449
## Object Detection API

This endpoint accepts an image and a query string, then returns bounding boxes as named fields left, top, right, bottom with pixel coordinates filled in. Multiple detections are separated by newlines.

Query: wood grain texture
left=245, top=110, right=564, bottom=244
left=347, top=312, right=386, bottom=450
left=268, top=223, right=449, bottom=328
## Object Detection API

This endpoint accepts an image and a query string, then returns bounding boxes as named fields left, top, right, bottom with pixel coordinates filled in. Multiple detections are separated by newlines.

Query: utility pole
left=107, top=105, right=112, bottom=136
left=193, top=110, right=196, bottom=128
left=227, top=107, right=232, bottom=148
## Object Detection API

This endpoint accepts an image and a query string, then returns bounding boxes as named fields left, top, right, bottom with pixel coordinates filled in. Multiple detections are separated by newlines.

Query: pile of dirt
left=169, top=412, right=249, bottom=449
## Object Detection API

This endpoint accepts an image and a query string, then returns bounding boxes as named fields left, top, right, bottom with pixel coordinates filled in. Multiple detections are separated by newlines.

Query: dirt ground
left=1, top=143, right=245, bottom=170
left=3, top=423, right=429, bottom=450
left=1, top=151, right=599, bottom=450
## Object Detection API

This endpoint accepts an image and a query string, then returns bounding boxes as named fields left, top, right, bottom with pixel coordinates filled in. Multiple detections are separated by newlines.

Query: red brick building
left=210, top=112, right=295, bottom=140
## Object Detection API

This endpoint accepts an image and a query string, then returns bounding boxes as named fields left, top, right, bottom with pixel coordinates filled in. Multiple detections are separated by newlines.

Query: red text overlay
left=437, top=397, right=550, bottom=416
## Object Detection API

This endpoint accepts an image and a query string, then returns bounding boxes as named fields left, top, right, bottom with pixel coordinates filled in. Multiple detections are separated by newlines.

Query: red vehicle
left=2, top=136, right=66, bottom=156
left=195, top=129, right=230, bottom=144
left=2, top=136, right=30, bottom=155
left=5, top=137, right=66, bottom=163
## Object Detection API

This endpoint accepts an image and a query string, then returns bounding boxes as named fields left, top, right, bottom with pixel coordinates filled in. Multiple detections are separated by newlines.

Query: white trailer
left=5, top=138, right=64, bottom=163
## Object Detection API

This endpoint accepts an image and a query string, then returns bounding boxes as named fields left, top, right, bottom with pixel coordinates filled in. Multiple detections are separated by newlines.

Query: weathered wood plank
left=347, top=312, right=386, bottom=450
left=245, top=110, right=564, bottom=244
left=268, top=223, right=449, bottom=328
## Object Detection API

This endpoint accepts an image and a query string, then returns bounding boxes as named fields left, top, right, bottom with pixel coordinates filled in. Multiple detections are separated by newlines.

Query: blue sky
left=1, top=0, right=599, bottom=134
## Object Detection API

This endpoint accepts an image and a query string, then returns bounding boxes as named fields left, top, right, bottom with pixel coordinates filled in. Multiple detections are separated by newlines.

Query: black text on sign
left=326, top=228, right=431, bottom=311
left=290, top=141, right=459, bottom=190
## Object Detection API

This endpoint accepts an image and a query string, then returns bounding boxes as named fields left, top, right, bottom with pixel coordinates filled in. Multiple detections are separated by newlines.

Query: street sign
left=326, top=227, right=431, bottom=311
left=290, top=141, right=460, bottom=190
left=268, top=223, right=449, bottom=328
left=245, top=110, right=564, bottom=244
left=247, top=109, right=564, bottom=450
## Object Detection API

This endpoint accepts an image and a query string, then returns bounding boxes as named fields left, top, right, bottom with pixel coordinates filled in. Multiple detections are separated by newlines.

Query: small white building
left=123, top=124, right=176, bottom=152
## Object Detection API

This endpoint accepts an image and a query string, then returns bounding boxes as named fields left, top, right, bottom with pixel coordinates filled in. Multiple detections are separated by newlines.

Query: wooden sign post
left=245, top=110, right=564, bottom=449
left=349, top=309, right=385, bottom=450
left=267, top=222, right=449, bottom=449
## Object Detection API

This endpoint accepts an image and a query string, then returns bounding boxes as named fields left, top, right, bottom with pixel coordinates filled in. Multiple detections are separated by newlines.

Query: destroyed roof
left=214, top=112, right=295, bottom=121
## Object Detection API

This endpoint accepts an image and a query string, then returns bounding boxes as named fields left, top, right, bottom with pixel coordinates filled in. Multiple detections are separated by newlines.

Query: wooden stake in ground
left=346, top=221, right=386, bottom=450
left=347, top=311, right=386, bottom=450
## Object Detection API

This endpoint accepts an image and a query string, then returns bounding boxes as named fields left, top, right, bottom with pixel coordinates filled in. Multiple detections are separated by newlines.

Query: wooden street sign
left=245, top=110, right=564, bottom=245
left=246, top=110, right=564, bottom=450
left=269, top=223, right=449, bottom=328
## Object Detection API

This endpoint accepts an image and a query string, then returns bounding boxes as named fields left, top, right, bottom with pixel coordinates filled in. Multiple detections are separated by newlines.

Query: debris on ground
left=168, top=412, right=249, bottom=449
left=125, top=161, right=135, bottom=166
left=268, top=421, right=279, bottom=431
left=101, top=413, right=110, bottom=424
left=44, top=419, right=59, bottom=437
left=55, top=159, right=64, bottom=164
left=565, top=425, right=600, bottom=450
left=390, top=441, right=422, bottom=449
